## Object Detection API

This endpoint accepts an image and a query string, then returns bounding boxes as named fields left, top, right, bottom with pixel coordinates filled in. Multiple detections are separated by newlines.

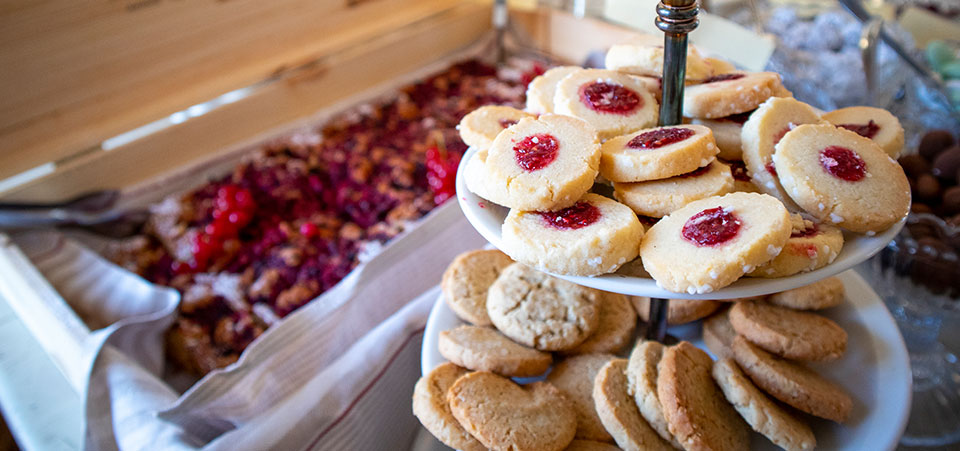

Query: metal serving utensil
left=0, top=190, right=147, bottom=237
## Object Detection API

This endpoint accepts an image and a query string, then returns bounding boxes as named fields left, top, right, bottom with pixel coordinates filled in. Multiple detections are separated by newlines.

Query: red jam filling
left=722, top=110, right=754, bottom=125
left=837, top=120, right=880, bottom=139
left=682, top=206, right=742, bottom=246
left=773, top=126, right=791, bottom=145
left=514, top=133, right=559, bottom=171
left=791, top=222, right=820, bottom=238
left=579, top=81, right=642, bottom=115
left=677, top=164, right=712, bottom=179
left=764, top=161, right=778, bottom=177
left=819, top=146, right=866, bottom=182
left=703, top=73, right=745, bottom=83
left=499, top=118, right=519, bottom=129
left=539, top=201, right=601, bottom=230
left=728, top=160, right=751, bottom=181
left=627, top=127, right=695, bottom=150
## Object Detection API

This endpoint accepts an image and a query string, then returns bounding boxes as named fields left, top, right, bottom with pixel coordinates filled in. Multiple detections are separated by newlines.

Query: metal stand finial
left=646, top=0, right=700, bottom=344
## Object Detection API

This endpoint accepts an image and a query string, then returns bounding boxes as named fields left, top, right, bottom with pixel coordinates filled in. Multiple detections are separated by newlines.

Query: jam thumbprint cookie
left=600, top=124, right=718, bottom=183
left=683, top=71, right=792, bottom=119
left=553, top=69, right=659, bottom=140
left=821, top=106, right=905, bottom=158
left=458, top=105, right=534, bottom=150
left=613, top=160, right=735, bottom=218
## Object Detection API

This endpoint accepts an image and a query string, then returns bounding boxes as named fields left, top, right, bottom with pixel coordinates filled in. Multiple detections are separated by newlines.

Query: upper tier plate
left=455, top=146, right=906, bottom=299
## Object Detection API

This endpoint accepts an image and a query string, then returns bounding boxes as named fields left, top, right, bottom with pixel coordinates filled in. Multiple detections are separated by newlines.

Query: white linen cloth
left=0, top=202, right=484, bottom=450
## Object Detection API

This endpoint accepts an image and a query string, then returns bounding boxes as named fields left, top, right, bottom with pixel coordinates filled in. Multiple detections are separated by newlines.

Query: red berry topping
left=498, top=118, right=518, bottom=129
left=425, top=146, right=460, bottom=204
left=791, top=221, right=820, bottom=238
left=539, top=201, right=601, bottom=230
left=837, top=120, right=880, bottom=139
left=513, top=133, right=559, bottom=171
left=682, top=207, right=742, bottom=246
left=677, top=164, right=711, bottom=179
left=299, top=222, right=318, bottom=238
left=765, top=161, right=778, bottom=177
left=703, top=73, right=745, bottom=83
left=728, top=160, right=751, bottom=182
left=820, top=146, right=866, bottom=182
left=627, top=127, right=695, bottom=150
left=722, top=110, right=754, bottom=125
left=773, top=126, right=791, bottom=146
left=578, top=81, right=642, bottom=115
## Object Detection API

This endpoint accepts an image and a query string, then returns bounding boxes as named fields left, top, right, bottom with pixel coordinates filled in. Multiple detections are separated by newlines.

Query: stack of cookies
left=414, top=250, right=855, bottom=450
left=460, top=42, right=911, bottom=294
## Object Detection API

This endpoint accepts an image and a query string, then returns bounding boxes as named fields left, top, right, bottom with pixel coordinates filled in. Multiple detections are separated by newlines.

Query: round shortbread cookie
left=484, top=114, right=601, bottom=211
left=458, top=105, right=534, bottom=149
left=683, top=71, right=792, bottom=119
left=565, top=440, right=622, bottom=451
left=768, top=276, right=845, bottom=310
left=749, top=214, right=844, bottom=278
left=501, top=193, right=644, bottom=276
left=640, top=192, right=792, bottom=294
left=412, top=363, right=485, bottom=451
left=691, top=110, right=753, bottom=160
left=438, top=325, right=552, bottom=377
left=487, top=263, right=601, bottom=351
left=712, top=358, right=817, bottom=451
left=727, top=159, right=761, bottom=193
left=626, top=341, right=684, bottom=448
left=657, top=341, right=751, bottom=451
left=553, top=68, right=659, bottom=140
left=732, top=336, right=853, bottom=423
left=741, top=96, right=823, bottom=210
left=774, top=123, right=911, bottom=233
left=547, top=353, right=617, bottom=442
left=605, top=43, right=713, bottom=81
left=613, top=160, right=734, bottom=218
left=526, top=66, right=581, bottom=114
left=632, top=297, right=722, bottom=325
left=730, top=300, right=847, bottom=361
left=441, top=249, right=515, bottom=326
left=702, top=307, right=737, bottom=359
left=563, top=292, right=637, bottom=355
left=705, top=57, right=737, bottom=75
left=593, top=359, right=674, bottom=451
left=448, top=372, right=578, bottom=451
left=599, top=124, right=719, bottom=183
left=822, top=106, right=905, bottom=158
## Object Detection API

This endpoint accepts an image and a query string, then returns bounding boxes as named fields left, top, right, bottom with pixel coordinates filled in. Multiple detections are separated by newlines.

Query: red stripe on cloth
left=305, top=326, right=426, bottom=449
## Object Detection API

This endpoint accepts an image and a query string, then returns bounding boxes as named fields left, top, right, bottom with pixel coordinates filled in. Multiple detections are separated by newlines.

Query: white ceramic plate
left=420, top=269, right=910, bottom=451
left=455, top=147, right=907, bottom=300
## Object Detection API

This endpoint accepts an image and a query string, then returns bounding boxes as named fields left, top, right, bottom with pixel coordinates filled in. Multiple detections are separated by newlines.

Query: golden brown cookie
left=822, top=106, right=904, bottom=158
left=487, top=263, right=601, bottom=351
left=657, top=341, right=750, bottom=451
left=438, top=325, right=552, bottom=377
left=412, top=363, right=485, bottom=451
left=593, top=359, right=674, bottom=451
left=605, top=43, right=714, bottom=81
left=554, top=69, right=660, bottom=140
left=730, top=300, right=847, bottom=361
left=458, top=105, right=534, bottom=149
left=441, top=249, right=515, bottom=326
left=748, top=214, right=844, bottom=278
left=633, top=297, right=722, bottom=325
left=626, top=341, right=683, bottom=448
left=547, top=354, right=617, bottom=442
left=448, top=372, right=578, bottom=451
left=564, top=440, right=622, bottom=451
left=683, top=71, right=792, bottom=119
left=563, top=292, right=637, bottom=355
left=702, top=307, right=737, bottom=359
left=526, top=66, right=581, bottom=114
left=712, top=358, right=816, bottom=451
left=768, top=276, right=845, bottom=310
left=599, top=124, right=718, bottom=183
left=732, top=336, right=853, bottom=423
left=613, top=160, right=735, bottom=218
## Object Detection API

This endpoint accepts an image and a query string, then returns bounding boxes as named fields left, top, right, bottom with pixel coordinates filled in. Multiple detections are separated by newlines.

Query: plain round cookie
left=599, top=124, right=718, bottom=183
left=732, top=336, right=853, bottom=422
left=563, top=292, right=637, bottom=355
left=749, top=214, right=844, bottom=278
left=613, top=160, right=734, bottom=218
left=657, top=341, right=751, bottom=451
left=741, top=96, right=823, bottom=210
left=463, top=148, right=499, bottom=202
left=626, top=341, right=684, bottom=448
left=553, top=68, right=659, bottom=140
left=458, top=106, right=534, bottom=149
left=822, top=106, right=905, bottom=158
left=730, top=300, right=847, bottom=361
left=691, top=113, right=751, bottom=160
left=640, top=192, right=792, bottom=294
left=526, top=66, right=581, bottom=114
left=768, top=276, right=845, bottom=310
left=774, top=123, right=911, bottom=233
left=412, top=363, right=485, bottom=451
left=485, top=114, right=600, bottom=211
left=702, top=307, right=737, bottom=359
left=683, top=71, right=792, bottom=119
left=501, top=193, right=644, bottom=276
left=633, top=297, right=722, bottom=325
left=438, top=325, right=552, bottom=377
left=487, top=263, right=601, bottom=351
left=442, top=249, right=515, bottom=326
left=547, top=353, right=617, bottom=442
left=448, top=372, right=578, bottom=451
left=605, top=43, right=713, bottom=81
left=712, top=358, right=816, bottom=451
left=593, top=359, right=674, bottom=451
